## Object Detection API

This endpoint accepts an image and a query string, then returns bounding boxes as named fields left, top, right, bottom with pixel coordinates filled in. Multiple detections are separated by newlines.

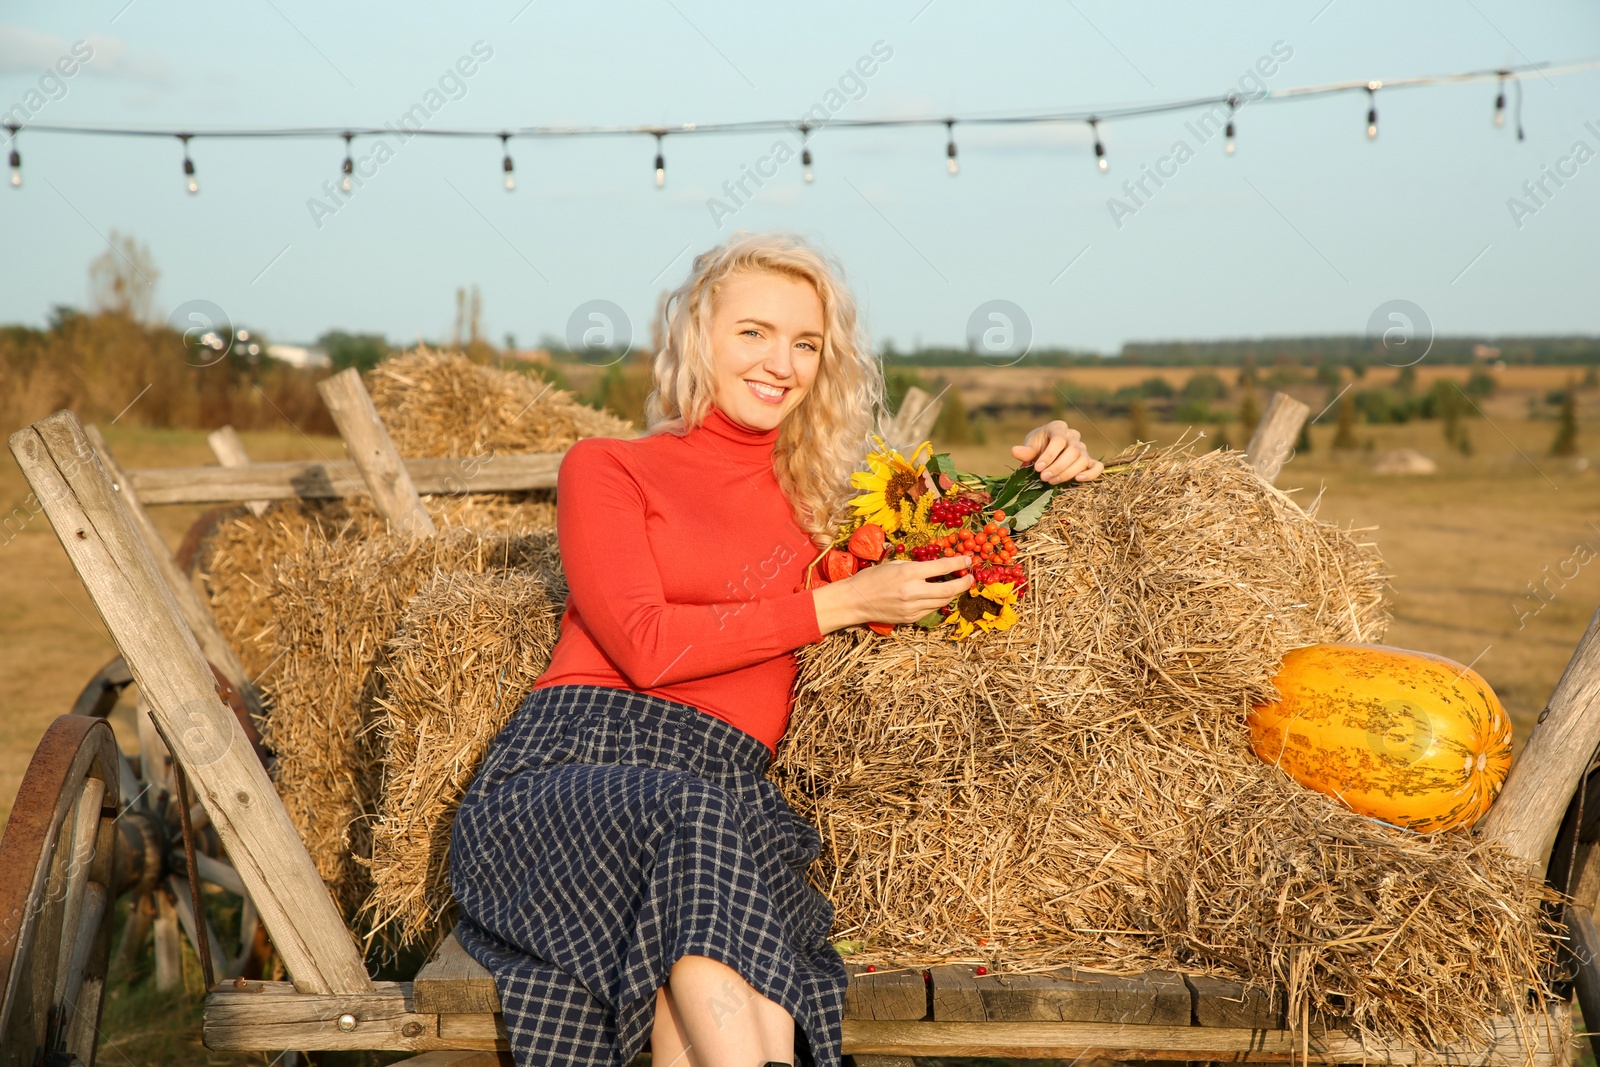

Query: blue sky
left=2, top=1, right=1598, bottom=354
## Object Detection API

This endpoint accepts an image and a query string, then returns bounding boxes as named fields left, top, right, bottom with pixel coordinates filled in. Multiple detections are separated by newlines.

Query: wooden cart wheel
left=0, top=715, right=121, bottom=1067
left=1547, top=758, right=1600, bottom=1064
left=69, top=656, right=272, bottom=991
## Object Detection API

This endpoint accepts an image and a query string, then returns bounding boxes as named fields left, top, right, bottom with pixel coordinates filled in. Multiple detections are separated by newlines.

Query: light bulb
left=802, top=146, right=813, bottom=183
left=946, top=120, right=958, bottom=176
left=1365, top=87, right=1378, bottom=141
left=1225, top=120, right=1236, bottom=155
left=7, top=149, right=18, bottom=189
left=654, top=153, right=665, bottom=188
left=504, top=161, right=516, bottom=191
left=501, top=134, right=515, bottom=191
left=1091, top=121, right=1107, bottom=173
left=183, top=156, right=198, bottom=195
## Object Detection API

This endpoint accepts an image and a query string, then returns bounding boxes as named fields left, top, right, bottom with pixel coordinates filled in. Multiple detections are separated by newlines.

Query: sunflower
left=849, top=436, right=932, bottom=534
left=940, top=581, right=1020, bottom=640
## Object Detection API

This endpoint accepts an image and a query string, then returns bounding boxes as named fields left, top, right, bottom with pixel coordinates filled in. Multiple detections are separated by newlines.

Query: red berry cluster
left=974, top=562, right=1028, bottom=599
left=929, top=495, right=984, bottom=528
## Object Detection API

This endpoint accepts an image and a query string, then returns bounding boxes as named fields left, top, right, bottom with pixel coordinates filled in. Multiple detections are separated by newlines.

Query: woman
left=449, top=231, right=1105, bottom=1067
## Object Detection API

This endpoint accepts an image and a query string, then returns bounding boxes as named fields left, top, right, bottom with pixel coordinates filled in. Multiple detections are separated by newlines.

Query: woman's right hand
left=811, top=554, right=975, bottom=635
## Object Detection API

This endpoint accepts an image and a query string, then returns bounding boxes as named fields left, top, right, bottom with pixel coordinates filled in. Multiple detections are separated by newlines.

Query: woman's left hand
left=1011, top=420, right=1104, bottom=485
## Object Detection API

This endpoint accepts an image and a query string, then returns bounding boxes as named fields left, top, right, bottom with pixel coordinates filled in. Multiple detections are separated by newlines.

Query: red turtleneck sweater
left=531, top=403, right=825, bottom=754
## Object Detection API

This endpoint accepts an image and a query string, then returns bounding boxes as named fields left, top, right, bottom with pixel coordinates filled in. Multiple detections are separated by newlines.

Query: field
left=0, top=364, right=1596, bottom=1064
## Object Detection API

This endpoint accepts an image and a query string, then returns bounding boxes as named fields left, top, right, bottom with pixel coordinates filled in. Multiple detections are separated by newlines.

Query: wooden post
left=10, top=411, right=372, bottom=995
left=316, top=369, right=436, bottom=538
left=1478, top=606, right=1600, bottom=877
left=83, top=424, right=260, bottom=716
left=206, top=426, right=268, bottom=516
left=878, top=385, right=946, bottom=457
left=1244, top=392, right=1311, bottom=485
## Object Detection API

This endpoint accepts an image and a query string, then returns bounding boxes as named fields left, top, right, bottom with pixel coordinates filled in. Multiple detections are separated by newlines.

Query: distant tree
left=1585, top=364, right=1599, bottom=389
left=932, top=383, right=972, bottom=445
left=1439, top=382, right=1462, bottom=446
left=1465, top=368, right=1496, bottom=399
left=1211, top=424, right=1232, bottom=451
left=1182, top=372, right=1227, bottom=403
left=1332, top=389, right=1358, bottom=450
left=1295, top=418, right=1312, bottom=454
left=1128, top=399, right=1151, bottom=444
left=1238, top=355, right=1259, bottom=390
left=88, top=230, right=159, bottom=324
left=1396, top=365, right=1417, bottom=392
left=318, top=330, right=391, bottom=374
left=1551, top=379, right=1579, bottom=457
left=1238, top=390, right=1261, bottom=436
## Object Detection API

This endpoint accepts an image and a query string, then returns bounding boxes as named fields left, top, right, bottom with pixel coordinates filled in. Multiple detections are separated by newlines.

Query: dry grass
left=773, top=441, right=1557, bottom=1052
left=361, top=568, right=566, bottom=950
left=366, top=344, right=635, bottom=458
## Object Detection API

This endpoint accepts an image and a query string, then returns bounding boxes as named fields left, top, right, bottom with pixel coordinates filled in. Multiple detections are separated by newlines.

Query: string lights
left=2, top=57, right=1593, bottom=194
left=339, top=131, right=354, bottom=192
left=179, top=133, right=197, bottom=195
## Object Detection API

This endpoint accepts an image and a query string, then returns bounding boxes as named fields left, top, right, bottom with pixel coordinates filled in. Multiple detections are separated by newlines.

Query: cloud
left=0, top=25, right=170, bottom=84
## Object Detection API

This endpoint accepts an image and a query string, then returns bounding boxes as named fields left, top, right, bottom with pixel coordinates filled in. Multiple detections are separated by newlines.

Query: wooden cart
left=1, top=380, right=1594, bottom=1066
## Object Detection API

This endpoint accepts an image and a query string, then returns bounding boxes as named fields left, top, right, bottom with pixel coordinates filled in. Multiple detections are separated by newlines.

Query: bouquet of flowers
left=801, top=435, right=1059, bottom=640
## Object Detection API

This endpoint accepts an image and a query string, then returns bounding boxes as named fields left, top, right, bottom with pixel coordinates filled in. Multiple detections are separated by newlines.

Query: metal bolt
left=336, top=1013, right=357, bottom=1032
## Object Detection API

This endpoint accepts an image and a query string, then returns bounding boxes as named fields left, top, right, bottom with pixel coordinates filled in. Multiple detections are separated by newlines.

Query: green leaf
left=1010, top=487, right=1055, bottom=532
left=915, top=608, right=947, bottom=629
left=990, top=465, right=1045, bottom=512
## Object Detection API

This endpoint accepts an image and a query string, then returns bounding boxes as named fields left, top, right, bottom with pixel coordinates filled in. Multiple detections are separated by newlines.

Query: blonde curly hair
left=644, top=231, right=885, bottom=550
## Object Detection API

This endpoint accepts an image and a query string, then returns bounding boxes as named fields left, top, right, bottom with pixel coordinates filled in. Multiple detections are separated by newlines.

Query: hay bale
left=198, top=344, right=603, bottom=676
left=772, top=444, right=1555, bottom=1048
left=260, top=526, right=559, bottom=925
left=366, top=345, right=635, bottom=458
left=361, top=569, right=565, bottom=950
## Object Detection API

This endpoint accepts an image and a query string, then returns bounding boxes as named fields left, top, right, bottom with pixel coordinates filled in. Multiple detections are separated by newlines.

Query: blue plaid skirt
left=448, top=684, right=848, bottom=1067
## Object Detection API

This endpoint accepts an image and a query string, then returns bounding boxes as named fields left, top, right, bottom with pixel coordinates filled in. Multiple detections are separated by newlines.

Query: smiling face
left=706, top=269, right=825, bottom=432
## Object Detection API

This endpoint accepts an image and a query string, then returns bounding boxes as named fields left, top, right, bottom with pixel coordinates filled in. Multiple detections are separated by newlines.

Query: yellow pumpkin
left=1246, top=643, right=1512, bottom=833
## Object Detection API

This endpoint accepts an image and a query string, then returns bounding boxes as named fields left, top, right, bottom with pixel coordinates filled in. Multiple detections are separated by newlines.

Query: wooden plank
left=127, top=453, right=564, bottom=505
left=929, top=964, right=1187, bottom=1025
left=317, top=368, right=436, bottom=537
left=206, top=426, right=268, bottom=516
left=1244, top=391, right=1311, bottom=484
left=9, top=411, right=372, bottom=996
left=841, top=1004, right=1569, bottom=1065
left=1479, top=605, right=1600, bottom=878
left=843, top=965, right=927, bottom=1021
left=388, top=1054, right=511, bottom=1067
left=205, top=980, right=446, bottom=1051
left=435, top=1014, right=510, bottom=1050
left=83, top=424, right=257, bottom=709
left=203, top=983, right=1569, bottom=1065
left=414, top=931, right=500, bottom=1015
left=1186, top=973, right=1286, bottom=1030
